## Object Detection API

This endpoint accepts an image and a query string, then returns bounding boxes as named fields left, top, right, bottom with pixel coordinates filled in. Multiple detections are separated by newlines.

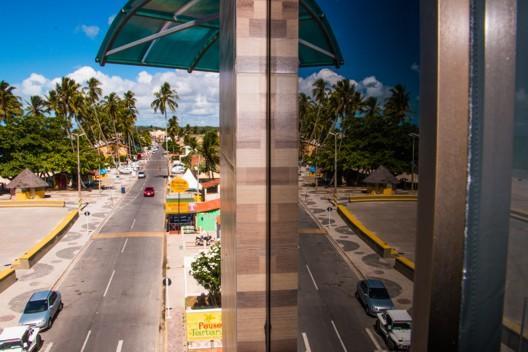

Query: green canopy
left=96, top=0, right=344, bottom=72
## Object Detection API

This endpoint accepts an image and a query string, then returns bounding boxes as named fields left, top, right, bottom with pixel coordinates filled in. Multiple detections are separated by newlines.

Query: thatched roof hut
left=363, top=165, right=398, bottom=185
left=6, top=169, right=48, bottom=190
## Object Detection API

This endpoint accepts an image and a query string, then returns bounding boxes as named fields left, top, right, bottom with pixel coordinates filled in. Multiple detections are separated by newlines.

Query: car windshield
left=369, top=287, right=390, bottom=300
left=24, top=299, right=48, bottom=313
left=0, top=341, right=23, bottom=350
left=393, top=321, right=412, bottom=330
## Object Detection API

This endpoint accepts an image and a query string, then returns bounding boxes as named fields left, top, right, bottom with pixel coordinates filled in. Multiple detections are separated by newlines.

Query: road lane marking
left=103, top=270, right=116, bottom=297
left=116, top=340, right=124, bottom=352
left=305, top=264, right=319, bottom=291
left=365, top=328, right=382, bottom=350
left=331, top=320, right=348, bottom=352
left=92, top=232, right=164, bottom=239
left=43, top=343, right=53, bottom=352
left=302, top=332, right=312, bottom=352
left=80, top=330, right=91, bottom=352
left=121, top=238, right=129, bottom=253
left=130, top=218, right=136, bottom=230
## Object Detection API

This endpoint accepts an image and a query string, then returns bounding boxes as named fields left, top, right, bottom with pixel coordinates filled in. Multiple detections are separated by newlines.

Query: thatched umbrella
left=6, top=169, right=48, bottom=199
left=363, top=165, right=398, bottom=194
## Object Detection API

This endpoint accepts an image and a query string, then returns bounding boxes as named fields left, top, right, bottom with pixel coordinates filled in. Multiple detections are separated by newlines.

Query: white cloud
left=21, top=73, right=48, bottom=96
left=299, top=69, right=390, bottom=101
left=411, top=63, right=420, bottom=73
left=79, top=25, right=100, bottom=39
left=108, top=15, right=116, bottom=25
left=17, top=66, right=219, bottom=126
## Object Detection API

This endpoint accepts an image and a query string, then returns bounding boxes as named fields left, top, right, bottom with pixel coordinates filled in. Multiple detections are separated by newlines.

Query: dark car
left=355, top=279, right=394, bottom=316
left=143, top=186, right=155, bottom=197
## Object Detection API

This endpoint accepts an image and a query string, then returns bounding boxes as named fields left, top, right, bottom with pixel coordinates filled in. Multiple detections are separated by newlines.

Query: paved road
left=41, top=150, right=167, bottom=352
left=298, top=206, right=387, bottom=352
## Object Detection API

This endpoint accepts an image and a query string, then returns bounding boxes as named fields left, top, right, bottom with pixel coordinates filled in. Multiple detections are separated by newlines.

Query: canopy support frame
left=105, top=14, right=220, bottom=57
left=299, top=0, right=342, bottom=67
left=188, top=31, right=220, bottom=73
left=299, top=39, right=336, bottom=59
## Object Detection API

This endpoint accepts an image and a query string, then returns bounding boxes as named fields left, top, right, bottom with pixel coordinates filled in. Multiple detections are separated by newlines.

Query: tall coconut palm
left=121, top=90, right=138, bottom=157
left=167, top=115, right=180, bottom=151
left=384, top=84, right=411, bottom=124
left=0, top=81, right=22, bottom=122
left=102, top=93, right=122, bottom=165
left=200, top=130, right=219, bottom=179
left=151, top=82, right=179, bottom=151
left=25, top=96, right=47, bottom=116
left=47, top=77, right=82, bottom=152
left=85, top=78, right=108, bottom=146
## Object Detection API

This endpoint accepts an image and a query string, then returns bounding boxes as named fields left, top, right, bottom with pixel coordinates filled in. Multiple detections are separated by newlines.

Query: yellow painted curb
left=0, top=199, right=65, bottom=208
left=502, top=317, right=528, bottom=350
left=395, top=255, right=415, bottom=281
left=12, top=209, right=79, bottom=269
left=337, top=205, right=395, bottom=258
left=0, top=267, right=17, bottom=293
left=349, top=195, right=417, bottom=203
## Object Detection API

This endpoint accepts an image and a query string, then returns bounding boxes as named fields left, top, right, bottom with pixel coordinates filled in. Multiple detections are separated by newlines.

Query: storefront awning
left=96, top=0, right=344, bottom=72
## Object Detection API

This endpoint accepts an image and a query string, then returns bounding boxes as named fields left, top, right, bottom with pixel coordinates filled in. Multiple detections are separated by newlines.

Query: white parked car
left=118, top=166, right=133, bottom=175
left=375, top=309, right=412, bottom=351
left=0, top=326, right=42, bottom=351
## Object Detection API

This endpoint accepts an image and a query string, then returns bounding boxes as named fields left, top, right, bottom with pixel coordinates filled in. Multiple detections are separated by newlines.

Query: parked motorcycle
left=195, top=233, right=213, bottom=246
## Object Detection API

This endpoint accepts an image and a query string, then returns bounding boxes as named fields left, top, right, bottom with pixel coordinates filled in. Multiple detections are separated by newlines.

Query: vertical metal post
left=77, top=134, right=82, bottom=208
left=314, top=144, right=318, bottom=191
left=411, top=136, right=415, bottom=191
left=520, top=297, right=528, bottom=352
left=334, top=132, right=338, bottom=199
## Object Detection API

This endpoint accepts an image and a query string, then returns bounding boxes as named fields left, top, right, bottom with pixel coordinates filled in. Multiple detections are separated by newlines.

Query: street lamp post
left=329, top=131, right=342, bottom=199
left=409, top=133, right=419, bottom=191
left=74, top=132, right=86, bottom=208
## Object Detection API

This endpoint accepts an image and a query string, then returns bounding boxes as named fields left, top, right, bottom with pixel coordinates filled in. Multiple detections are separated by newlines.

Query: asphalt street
left=40, top=150, right=167, bottom=352
left=298, top=206, right=387, bottom=352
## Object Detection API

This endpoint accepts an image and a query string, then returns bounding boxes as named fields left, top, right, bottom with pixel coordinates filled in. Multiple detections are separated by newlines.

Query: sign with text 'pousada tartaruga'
left=186, top=308, right=222, bottom=349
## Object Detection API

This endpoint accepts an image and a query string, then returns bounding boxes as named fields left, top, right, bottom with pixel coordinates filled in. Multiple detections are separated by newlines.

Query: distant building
left=6, top=169, right=49, bottom=200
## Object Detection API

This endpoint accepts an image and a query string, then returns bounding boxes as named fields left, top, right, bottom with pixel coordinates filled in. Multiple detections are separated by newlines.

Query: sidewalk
left=166, top=232, right=214, bottom=352
left=0, top=171, right=138, bottom=331
left=299, top=183, right=414, bottom=311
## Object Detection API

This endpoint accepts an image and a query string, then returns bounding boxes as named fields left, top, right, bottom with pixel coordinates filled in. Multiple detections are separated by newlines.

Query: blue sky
left=0, top=0, right=420, bottom=126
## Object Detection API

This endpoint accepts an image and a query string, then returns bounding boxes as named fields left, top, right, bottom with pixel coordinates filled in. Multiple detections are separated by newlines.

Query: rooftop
left=6, top=169, right=48, bottom=189
left=0, top=326, right=29, bottom=340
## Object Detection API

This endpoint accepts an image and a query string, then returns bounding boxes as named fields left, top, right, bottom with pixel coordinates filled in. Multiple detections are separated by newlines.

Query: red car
left=143, top=186, right=155, bottom=197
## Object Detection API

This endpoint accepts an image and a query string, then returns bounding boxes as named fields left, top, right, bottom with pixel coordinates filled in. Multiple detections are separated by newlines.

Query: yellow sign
left=186, top=309, right=222, bottom=342
left=170, top=177, right=189, bottom=193
left=165, top=202, right=191, bottom=214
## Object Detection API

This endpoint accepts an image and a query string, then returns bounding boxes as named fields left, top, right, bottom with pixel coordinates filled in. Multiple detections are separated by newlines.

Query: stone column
left=220, top=0, right=298, bottom=351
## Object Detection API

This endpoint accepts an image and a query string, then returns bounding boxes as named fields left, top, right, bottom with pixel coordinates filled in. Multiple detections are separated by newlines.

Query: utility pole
left=409, top=133, right=419, bottom=191
left=75, top=132, right=86, bottom=208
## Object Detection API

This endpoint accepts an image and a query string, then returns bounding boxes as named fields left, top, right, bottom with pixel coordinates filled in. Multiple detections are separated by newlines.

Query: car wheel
left=375, top=320, right=381, bottom=334
left=59, top=302, right=64, bottom=311
left=47, top=318, right=52, bottom=330
left=387, top=338, right=396, bottom=351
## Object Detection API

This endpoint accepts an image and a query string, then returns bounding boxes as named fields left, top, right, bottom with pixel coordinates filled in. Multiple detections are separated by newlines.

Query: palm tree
left=384, top=84, right=411, bottom=124
left=363, top=96, right=381, bottom=119
left=167, top=115, right=180, bottom=152
left=151, top=82, right=178, bottom=151
left=84, top=78, right=108, bottom=145
left=25, top=96, right=47, bottom=116
left=122, top=90, right=138, bottom=157
left=102, top=93, right=122, bottom=165
left=0, top=81, right=22, bottom=121
left=47, top=77, right=82, bottom=152
left=200, top=130, right=219, bottom=179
